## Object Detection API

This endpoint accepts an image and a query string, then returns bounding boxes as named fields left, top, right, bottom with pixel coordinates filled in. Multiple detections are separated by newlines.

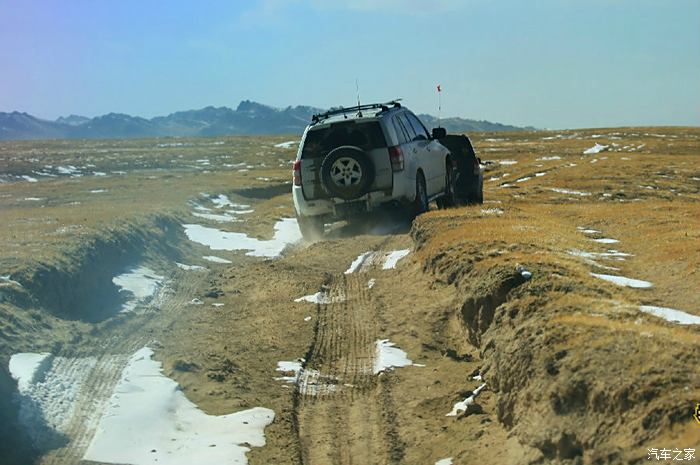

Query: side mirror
left=432, top=127, right=446, bottom=139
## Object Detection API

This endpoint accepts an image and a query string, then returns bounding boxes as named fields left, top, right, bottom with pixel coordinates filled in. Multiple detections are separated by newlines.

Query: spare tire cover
left=320, top=145, right=375, bottom=200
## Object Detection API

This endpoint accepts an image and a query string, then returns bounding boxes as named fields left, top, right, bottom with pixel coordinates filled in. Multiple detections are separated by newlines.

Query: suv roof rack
left=311, top=99, right=402, bottom=124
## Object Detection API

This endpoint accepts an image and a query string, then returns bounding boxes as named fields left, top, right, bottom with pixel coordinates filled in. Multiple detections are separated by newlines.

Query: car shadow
left=326, top=206, right=413, bottom=239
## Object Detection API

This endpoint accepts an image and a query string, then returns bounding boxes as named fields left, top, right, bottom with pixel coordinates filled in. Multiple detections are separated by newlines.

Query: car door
left=404, top=112, right=445, bottom=196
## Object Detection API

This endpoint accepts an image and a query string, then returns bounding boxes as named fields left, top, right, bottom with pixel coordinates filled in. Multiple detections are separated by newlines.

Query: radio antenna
left=356, top=78, right=362, bottom=117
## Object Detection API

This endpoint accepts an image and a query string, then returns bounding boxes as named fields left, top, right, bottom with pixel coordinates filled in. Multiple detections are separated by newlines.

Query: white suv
left=292, top=100, right=454, bottom=239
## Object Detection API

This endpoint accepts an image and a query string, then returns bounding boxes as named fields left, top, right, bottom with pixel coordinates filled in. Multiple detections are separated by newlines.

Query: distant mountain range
left=0, top=100, right=531, bottom=140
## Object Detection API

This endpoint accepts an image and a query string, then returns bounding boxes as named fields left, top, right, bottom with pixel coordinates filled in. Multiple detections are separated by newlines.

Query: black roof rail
left=311, top=99, right=402, bottom=123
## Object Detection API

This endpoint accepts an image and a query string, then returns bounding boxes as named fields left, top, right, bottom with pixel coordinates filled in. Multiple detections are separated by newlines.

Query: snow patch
left=548, top=187, right=591, bottom=196
left=275, top=360, right=303, bottom=383
left=183, top=218, right=301, bottom=258
left=275, top=360, right=340, bottom=395
left=84, top=347, right=274, bottom=465
left=8, top=353, right=52, bottom=392
left=295, top=285, right=344, bottom=304
left=192, top=211, right=239, bottom=223
left=203, top=255, right=232, bottom=264
left=345, top=251, right=374, bottom=274
left=294, top=291, right=332, bottom=304
left=21, top=175, right=38, bottom=183
left=568, top=249, right=632, bottom=260
left=0, top=274, right=23, bottom=287
left=583, top=143, right=608, bottom=155
left=112, top=266, right=164, bottom=313
left=382, top=249, right=410, bottom=270
left=373, top=339, right=413, bottom=374
left=481, top=208, right=504, bottom=215
left=176, top=262, right=207, bottom=271
left=57, top=165, right=81, bottom=175
left=577, top=227, right=601, bottom=234
left=590, top=273, right=653, bottom=288
left=210, top=194, right=234, bottom=209
left=446, top=383, right=487, bottom=417
left=592, top=238, right=619, bottom=244
left=345, top=249, right=410, bottom=273
left=498, top=159, right=518, bottom=165
left=639, top=306, right=700, bottom=325
left=9, top=352, right=100, bottom=449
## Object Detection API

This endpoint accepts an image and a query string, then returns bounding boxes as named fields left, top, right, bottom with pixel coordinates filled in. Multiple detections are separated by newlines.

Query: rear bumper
left=293, top=185, right=333, bottom=217
left=293, top=185, right=405, bottom=220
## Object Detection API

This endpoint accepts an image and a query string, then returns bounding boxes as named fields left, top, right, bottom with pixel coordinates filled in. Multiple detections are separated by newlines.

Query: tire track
left=40, top=354, right=128, bottom=465
left=295, top=242, right=405, bottom=465
left=34, top=267, right=210, bottom=465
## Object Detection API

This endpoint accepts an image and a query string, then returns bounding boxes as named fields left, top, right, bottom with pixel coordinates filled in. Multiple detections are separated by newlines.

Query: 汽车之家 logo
left=694, top=403, right=700, bottom=425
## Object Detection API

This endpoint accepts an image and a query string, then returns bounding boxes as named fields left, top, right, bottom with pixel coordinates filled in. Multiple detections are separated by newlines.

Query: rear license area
left=334, top=200, right=367, bottom=218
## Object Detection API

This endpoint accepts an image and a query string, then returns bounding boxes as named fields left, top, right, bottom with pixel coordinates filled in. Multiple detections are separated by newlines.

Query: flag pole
left=437, top=84, right=442, bottom=128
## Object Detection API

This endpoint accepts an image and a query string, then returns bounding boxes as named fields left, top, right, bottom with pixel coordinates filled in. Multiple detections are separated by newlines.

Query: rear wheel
left=412, top=172, right=429, bottom=218
left=465, top=178, right=483, bottom=204
left=436, top=162, right=455, bottom=209
left=297, top=215, right=324, bottom=241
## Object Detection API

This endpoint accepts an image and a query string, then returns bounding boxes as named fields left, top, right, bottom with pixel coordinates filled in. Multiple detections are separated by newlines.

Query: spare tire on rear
left=320, top=146, right=375, bottom=200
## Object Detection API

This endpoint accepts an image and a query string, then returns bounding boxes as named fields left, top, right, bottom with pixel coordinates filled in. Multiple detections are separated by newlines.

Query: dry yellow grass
left=0, top=135, right=298, bottom=272
left=409, top=126, right=699, bottom=463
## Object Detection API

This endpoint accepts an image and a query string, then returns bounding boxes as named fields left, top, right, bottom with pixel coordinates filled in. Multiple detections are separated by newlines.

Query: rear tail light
left=293, top=160, right=302, bottom=186
left=473, top=158, right=480, bottom=175
left=389, top=146, right=404, bottom=172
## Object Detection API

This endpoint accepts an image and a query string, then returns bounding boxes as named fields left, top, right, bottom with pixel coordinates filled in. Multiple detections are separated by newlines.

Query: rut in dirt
left=293, top=250, right=406, bottom=465
left=17, top=261, right=210, bottom=465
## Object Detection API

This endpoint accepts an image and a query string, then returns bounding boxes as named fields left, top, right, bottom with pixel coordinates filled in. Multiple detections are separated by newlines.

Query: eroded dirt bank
left=410, top=203, right=700, bottom=464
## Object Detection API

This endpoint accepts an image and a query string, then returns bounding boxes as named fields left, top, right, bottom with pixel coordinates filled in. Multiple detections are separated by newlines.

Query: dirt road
left=145, top=217, right=534, bottom=465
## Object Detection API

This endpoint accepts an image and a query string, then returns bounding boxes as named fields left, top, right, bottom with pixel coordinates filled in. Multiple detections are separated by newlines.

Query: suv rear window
left=301, top=121, right=387, bottom=159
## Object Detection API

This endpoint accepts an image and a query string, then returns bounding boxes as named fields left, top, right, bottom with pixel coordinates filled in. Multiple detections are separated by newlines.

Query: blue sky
left=1, top=0, right=698, bottom=128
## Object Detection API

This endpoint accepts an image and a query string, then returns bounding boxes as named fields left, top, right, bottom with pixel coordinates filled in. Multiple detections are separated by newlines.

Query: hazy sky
left=1, top=0, right=699, bottom=128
